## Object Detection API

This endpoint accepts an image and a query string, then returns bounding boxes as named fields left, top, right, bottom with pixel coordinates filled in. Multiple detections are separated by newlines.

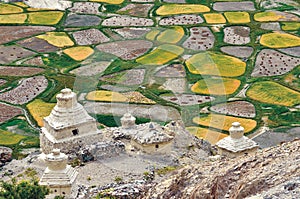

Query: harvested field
left=223, top=26, right=250, bottom=45
left=191, top=77, right=241, bottom=95
left=210, top=101, right=256, bottom=118
left=26, top=99, right=55, bottom=127
left=100, top=69, right=145, bottom=86
left=63, top=46, right=94, bottom=61
left=213, top=1, right=255, bottom=11
left=84, top=101, right=181, bottom=121
left=136, top=44, right=184, bottom=65
left=224, top=12, right=250, bottom=24
left=160, top=94, right=214, bottom=106
left=193, top=114, right=257, bottom=133
left=252, top=49, right=300, bottom=77
left=254, top=11, right=300, bottom=22
left=96, top=40, right=152, bottom=60
left=186, top=126, right=228, bottom=145
left=156, top=4, right=210, bottom=16
left=260, top=22, right=281, bottom=30
left=17, top=37, right=59, bottom=53
left=113, top=28, right=151, bottom=39
left=0, top=45, right=35, bottom=64
left=28, top=11, right=64, bottom=25
left=278, top=47, right=300, bottom=57
left=36, top=32, right=74, bottom=47
left=72, top=29, right=110, bottom=45
left=157, top=26, right=185, bottom=44
left=185, top=52, right=246, bottom=77
left=183, top=27, right=215, bottom=51
left=220, top=46, right=253, bottom=58
left=64, top=14, right=102, bottom=27
left=159, top=15, right=204, bottom=26
left=0, top=26, right=55, bottom=45
left=0, top=13, right=27, bottom=24
left=155, top=64, right=186, bottom=78
left=69, top=2, right=101, bottom=14
left=0, top=103, right=22, bottom=124
left=0, top=66, right=44, bottom=76
left=102, top=16, right=154, bottom=27
left=117, top=3, right=153, bottom=17
left=0, top=3, right=23, bottom=14
left=70, top=61, right=111, bottom=76
left=260, top=32, right=300, bottom=48
left=0, top=76, right=48, bottom=105
left=162, top=78, right=186, bottom=93
left=247, top=81, right=300, bottom=107
left=0, top=130, right=25, bottom=145
left=23, top=57, right=44, bottom=66
left=203, top=13, right=226, bottom=24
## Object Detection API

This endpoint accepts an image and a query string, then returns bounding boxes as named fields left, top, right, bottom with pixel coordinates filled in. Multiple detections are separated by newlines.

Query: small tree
left=0, top=178, right=49, bottom=199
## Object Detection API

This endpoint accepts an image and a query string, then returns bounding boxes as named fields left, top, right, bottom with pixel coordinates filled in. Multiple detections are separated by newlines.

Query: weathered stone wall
left=217, top=147, right=258, bottom=158
left=130, top=140, right=172, bottom=154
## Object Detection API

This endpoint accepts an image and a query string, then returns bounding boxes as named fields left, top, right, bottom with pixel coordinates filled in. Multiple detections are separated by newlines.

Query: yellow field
left=203, top=13, right=226, bottom=24
left=186, top=126, right=228, bottom=145
left=193, top=114, right=257, bottom=133
left=86, top=91, right=156, bottom=104
left=13, top=2, right=28, bottom=7
left=36, top=32, right=74, bottom=47
left=28, top=11, right=64, bottom=25
left=0, top=13, right=27, bottom=24
left=191, top=77, right=241, bottom=95
left=224, top=12, right=250, bottom=23
left=0, top=130, right=25, bottom=145
left=156, top=4, right=210, bottom=16
left=27, top=99, right=55, bottom=127
left=281, top=22, right=300, bottom=31
left=90, top=0, right=124, bottom=4
left=63, top=47, right=94, bottom=61
left=136, top=44, right=184, bottom=65
left=185, top=52, right=246, bottom=77
left=0, top=3, right=23, bottom=14
left=260, top=32, right=300, bottom=48
left=146, top=29, right=160, bottom=41
left=254, top=11, right=286, bottom=22
left=156, top=26, right=185, bottom=44
left=247, top=81, right=300, bottom=106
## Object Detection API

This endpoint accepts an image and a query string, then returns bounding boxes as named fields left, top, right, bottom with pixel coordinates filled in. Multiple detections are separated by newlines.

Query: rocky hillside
left=143, top=139, right=300, bottom=199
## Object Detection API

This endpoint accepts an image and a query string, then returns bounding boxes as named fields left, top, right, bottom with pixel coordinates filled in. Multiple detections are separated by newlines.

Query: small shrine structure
left=215, top=122, right=259, bottom=157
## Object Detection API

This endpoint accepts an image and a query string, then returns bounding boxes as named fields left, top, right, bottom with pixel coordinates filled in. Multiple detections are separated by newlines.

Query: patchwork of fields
left=0, top=0, right=299, bottom=150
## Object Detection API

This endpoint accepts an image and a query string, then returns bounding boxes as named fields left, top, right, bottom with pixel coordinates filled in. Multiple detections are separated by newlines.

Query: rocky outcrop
left=143, top=139, right=300, bottom=199
left=0, top=146, right=12, bottom=166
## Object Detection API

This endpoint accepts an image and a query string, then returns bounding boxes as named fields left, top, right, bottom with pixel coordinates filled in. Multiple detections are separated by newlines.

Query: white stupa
left=39, top=149, right=77, bottom=198
left=40, top=88, right=101, bottom=154
left=216, top=122, right=259, bottom=157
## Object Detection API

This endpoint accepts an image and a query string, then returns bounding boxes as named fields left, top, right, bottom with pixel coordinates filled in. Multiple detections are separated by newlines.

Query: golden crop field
left=156, top=26, right=185, bottom=44
left=191, top=77, right=241, bottom=95
left=186, top=126, right=228, bottom=145
left=37, top=32, right=74, bottom=47
left=90, top=0, right=124, bottom=4
left=0, top=13, right=27, bottom=24
left=0, top=3, right=23, bottom=14
left=156, top=4, right=210, bottom=16
left=63, top=47, right=94, bottom=61
left=193, top=114, right=257, bottom=133
left=260, top=32, right=300, bottom=48
left=0, top=130, right=25, bottom=145
left=247, top=81, right=300, bottom=106
left=224, top=12, right=250, bottom=23
left=281, top=22, right=300, bottom=31
left=27, top=99, right=55, bottom=127
left=254, top=11, right=285, bottom=22
left=203, top=13, right=226, bottom=24
left=28, top=11, right=64, bottom=25
left=185, top=52, right=246, bottom=77
left=136, top=44, right=184, bottom=65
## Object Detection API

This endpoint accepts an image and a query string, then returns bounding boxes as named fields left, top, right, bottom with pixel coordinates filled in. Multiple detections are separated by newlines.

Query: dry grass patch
left=187, top=126, right=228, bottom=145
left=0, top=13, right=27, bottom=24
left=0, top=3, right=23, bottom=14
left=27, top=99, right=55, bottom=127
left=203, top=13, right=226, bottom=24
left=247, top=81, right=300, bottom=107
left=191, top=77, right=241, bottom=95
left=28, top=11, right=64, bottom=25
left=193, top=114, right=257, bottom=133
left=224, top=12, right=250, bottom=23
left=36, top=32, right=74, bottom=47
left=260, top=32, right=300, bottom=48
left=156, top=4, right=210, bottom=16
left=157, top=26, right=185, bottom=44
left=63, top=46, right=94, bottom=61
left=136, top=44, right=184, bottom=65
left=186, top=52, right=246, bottom=77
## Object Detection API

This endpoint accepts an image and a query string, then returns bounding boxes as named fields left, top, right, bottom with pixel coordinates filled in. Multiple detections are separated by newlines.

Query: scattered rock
left=0, top=45, right=35, bottom=64
left=224, top=26, right=250, bottom=45
left=210, top=101, right=256, bottom=118
left=69, top=2, right=101, bottom=14
left=102, top=16, right=154, bottom=27
left=0, top=147, right=12, bottom=165
left=183, top=27, right=215, bottom=51
left=161, top=94, right=214, bottom=106
left=159, top=14, right=204, bottom=26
